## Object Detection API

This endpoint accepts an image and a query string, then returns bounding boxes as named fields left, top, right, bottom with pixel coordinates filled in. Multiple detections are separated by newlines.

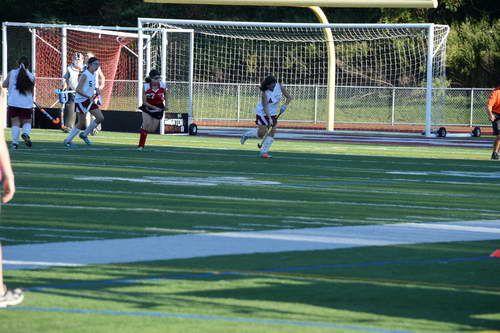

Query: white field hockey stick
left=257, top=109, right=285, bottom=149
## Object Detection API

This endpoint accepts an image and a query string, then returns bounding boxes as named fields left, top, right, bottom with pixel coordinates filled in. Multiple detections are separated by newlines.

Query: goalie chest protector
left=144, top=82, right=166, bottom=106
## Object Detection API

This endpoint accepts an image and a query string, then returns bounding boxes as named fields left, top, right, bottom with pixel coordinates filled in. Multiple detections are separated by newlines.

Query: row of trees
left=1, top=0, right=498, bottom=87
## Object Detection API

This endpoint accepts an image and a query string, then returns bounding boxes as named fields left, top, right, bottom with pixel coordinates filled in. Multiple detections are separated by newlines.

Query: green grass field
left=1, top=129, right=499, bottom=333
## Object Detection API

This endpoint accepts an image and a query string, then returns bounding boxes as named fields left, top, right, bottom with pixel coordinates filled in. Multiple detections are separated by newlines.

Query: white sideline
left=4, top=220, right=500, bottom=270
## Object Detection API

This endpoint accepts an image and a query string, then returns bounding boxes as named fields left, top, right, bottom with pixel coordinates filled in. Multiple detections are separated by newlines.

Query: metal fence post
left=391, top=88, right=396, bottom=126
left=469, top=88, right=474, bottom=127
left=237, top=84, right=241, bottom=122
left=314, top=85, right=319, bottom=123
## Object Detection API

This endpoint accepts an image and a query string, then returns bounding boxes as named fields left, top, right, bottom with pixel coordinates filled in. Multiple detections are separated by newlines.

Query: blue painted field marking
left=7, top=306, right=411, bottom=332
left=25, top=256, right=497, bottom=292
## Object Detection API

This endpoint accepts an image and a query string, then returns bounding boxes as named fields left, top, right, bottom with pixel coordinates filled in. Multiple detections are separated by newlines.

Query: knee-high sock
left=65, top=127, right=80, bottom=143
left=22, top=122, right=31, bottom=136
left=260, top=136, right=274, bottom=154
left=244, top=128, right=258, bottom=139
left=83, top=120, right=98, bottom=136
left=138, top=129, right=148, bottom=147
left=11, top=126, right=20, bottom=144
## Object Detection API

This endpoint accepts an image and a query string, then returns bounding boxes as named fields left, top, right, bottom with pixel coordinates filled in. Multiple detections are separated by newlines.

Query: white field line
left=7, top=219, right=500, bottom=270
left=0, top=225, right=150, bottom=236
left=17, top=183, right=500, bottom=201
left=192, top=226, right=254, bottom=231
left=239, top=223, right=296, bottom=228
left=400, top=223, right=500, bottom=234
left=0, top=237, right=37, bottom=243
left=15, top=161, right=500, bottom=189
left=4, top=260, right=83, bottom=267
left=405, top=216, right=458, bottom=221
left=35, top=234, right=104, bottom=240
left=7, top=199, right=500, bottom=216
left=144, top=227, right=208, bottom=234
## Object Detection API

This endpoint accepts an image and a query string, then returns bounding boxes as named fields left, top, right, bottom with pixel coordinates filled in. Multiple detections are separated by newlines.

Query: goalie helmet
left=56, top=89, right=69, bottom=104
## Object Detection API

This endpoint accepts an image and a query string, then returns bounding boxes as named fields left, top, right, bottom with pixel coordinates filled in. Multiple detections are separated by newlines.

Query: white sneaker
left=137, top=146, right=144, bottom=152
left=240, top=134, right=248, bottom=145
left=0, top=289, right=24, bottom=308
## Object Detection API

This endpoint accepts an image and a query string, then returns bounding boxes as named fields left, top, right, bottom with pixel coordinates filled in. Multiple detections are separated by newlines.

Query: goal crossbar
left=139, top=18, right=436, bottom=30
left=143, top=0, right=438, bottom=9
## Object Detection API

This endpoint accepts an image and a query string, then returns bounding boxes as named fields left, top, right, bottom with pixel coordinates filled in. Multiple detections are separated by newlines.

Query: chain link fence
left=192, top=83, right=494, bottom=129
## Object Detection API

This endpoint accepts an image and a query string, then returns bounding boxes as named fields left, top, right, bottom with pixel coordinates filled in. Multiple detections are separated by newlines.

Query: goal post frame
left=138, top=18, right=444, bottom=136
left=143, top=0, right=438, bottom=9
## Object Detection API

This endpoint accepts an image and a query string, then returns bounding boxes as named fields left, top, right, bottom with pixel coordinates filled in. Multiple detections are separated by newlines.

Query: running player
left=137, top=69, right=168, bottom=151
left=83, top=52, right=105, bottom=136
left=2, top=56, right=35, bottom=150
left=63, top=57, right=104, bottom=148
left=240, top=75, right=292, bottom=158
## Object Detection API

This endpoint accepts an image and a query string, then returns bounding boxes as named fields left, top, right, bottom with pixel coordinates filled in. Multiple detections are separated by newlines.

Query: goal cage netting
left=1, top=22, right=185, bottom=117
left=139, top=18, right=450, bottom=134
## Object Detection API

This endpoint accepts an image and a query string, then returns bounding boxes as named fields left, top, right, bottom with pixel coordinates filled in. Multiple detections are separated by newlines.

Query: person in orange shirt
left=486, top=78, right=500, bottom=160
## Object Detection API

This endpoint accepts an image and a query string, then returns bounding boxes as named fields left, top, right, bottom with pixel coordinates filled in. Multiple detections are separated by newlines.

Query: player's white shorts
left=75, top=99, right=98, bottom=113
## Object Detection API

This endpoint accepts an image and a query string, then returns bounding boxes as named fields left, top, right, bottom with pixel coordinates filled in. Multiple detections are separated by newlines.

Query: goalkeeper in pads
left=240, top=75, right=292, bottom=158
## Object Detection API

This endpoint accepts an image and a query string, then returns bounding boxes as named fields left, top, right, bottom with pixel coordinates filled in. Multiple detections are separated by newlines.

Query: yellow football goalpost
left=144, top=0, right=438, bottom=132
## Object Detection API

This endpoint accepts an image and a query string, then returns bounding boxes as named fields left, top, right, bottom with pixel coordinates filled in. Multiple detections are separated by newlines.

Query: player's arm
left=0, top=97, right=15, bottom=203
left=1, top=71, right=10, bottom=88
left=75, top=74, right=92, bottom=100
left=142, top=90, right=162, bottom=112
left=486, top=91, right=497, bottom=122
left=261, top=91, right=273, bottom=126
left=97, top=68, right=105, bottom=90
left=282, top=86, right=292, bottom=106
left=60, top=72, right=69, bottom=90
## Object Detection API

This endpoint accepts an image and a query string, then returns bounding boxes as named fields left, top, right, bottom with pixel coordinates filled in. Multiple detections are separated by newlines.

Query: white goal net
left=139, top=18, right=449, bottom=134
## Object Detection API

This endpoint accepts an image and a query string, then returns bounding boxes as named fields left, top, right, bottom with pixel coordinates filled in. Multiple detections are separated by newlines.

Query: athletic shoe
left=79, top=133, right=92, bottom=145
left=240, top=134, right=248, bottom=145
left=63, top=140, right=76, bottom=149
left=137, top=146, right=144, bottom=152
left=260, top=153, right=272, bottom=159
left=0, top=289, right=24, bottom=308
left=10, top=143, right=18, bottom=150
left=492, top=152, right=499, bottom=160
left=61, top=126, right=71, bottom=133
left=21, top=133, right=32, bottom=147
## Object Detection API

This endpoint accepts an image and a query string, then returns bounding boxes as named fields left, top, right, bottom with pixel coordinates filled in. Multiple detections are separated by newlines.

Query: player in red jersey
left=137, top=70, right=168, bottom=151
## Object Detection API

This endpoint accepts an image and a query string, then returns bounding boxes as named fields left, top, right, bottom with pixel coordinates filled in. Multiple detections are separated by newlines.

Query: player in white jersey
left=2, top=56, right=35, bottom=150
left=63, top=57, right=104, bottom=148
left=240, top=75, right=292, bottom=158
left=60, top=52, right=83, bottom=132
left=84, top=52, right=105, bottom=136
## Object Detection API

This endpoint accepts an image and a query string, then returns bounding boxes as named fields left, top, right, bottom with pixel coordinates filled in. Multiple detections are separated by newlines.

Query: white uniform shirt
left=255, top=83, right=282, bottom=116
left=75, top=70, right=97, bottom=103
left=63, top=65, right=81, bottom=90
left=7, top=68, right=35, bottom=109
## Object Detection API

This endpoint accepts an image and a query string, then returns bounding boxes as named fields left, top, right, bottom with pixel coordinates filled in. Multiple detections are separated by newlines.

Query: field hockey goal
left=139, top=18, right=450, bottom=135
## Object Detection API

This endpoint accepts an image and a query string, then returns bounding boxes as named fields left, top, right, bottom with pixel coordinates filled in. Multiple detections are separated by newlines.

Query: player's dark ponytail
left=16, top=56, right=34, bottom=96
left=260, top=75, right=277, bottom=92
left=145, top=69, right=161, bottom=83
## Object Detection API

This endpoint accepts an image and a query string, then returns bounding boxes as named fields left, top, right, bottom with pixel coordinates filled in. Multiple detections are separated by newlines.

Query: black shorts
left=139, top=104, right=165, bottom=120
left=492, top=114, right=500, bottom=136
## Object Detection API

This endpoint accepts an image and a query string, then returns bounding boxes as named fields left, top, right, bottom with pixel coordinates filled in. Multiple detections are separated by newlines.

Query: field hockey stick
left=257, top=110, right=284, bottom=148
left=33, top=102, right=61, bottom=124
